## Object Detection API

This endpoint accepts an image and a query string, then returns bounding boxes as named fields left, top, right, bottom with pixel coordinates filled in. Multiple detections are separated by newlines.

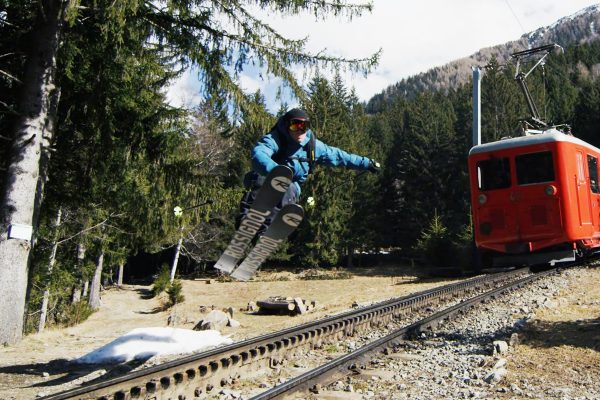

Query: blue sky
left=166, top=0, right=600, bottom=112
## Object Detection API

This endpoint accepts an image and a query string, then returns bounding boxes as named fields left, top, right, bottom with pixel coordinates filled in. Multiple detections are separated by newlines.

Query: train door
left=474, top=157, right=517, bottom=244
left=514, top=151, right=562, bottom=240
left=575, top=151, right=593, bottom=226
left=587, top=154, right=600, bottom=229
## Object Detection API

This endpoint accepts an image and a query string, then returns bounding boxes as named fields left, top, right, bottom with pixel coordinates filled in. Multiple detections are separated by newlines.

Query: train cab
left=468, top=129, right=600, bottom=267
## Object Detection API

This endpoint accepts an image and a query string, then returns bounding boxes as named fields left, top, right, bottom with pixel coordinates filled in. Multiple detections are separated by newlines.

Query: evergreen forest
left=2, top=1, right=600, bottom=342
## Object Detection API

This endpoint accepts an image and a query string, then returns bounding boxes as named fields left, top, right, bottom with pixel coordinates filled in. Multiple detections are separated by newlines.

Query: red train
left=469, top=129, right=600, bottom=267
left=468, top=44, right=600, bottom=268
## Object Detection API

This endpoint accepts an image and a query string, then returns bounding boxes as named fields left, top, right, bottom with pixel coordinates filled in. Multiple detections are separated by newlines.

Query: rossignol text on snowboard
left=231, top=203, right=304, bottom=281
left=214, top=165, right=293, bottom=273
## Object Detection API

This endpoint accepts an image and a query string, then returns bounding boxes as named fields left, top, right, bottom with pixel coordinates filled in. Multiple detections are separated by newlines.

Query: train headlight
left=478, top=194, right=487, bottom=204
left=545, top=185, right=558, bottom=196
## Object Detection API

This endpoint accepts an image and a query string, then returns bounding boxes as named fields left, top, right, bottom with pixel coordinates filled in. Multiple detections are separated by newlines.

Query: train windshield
left=477, top=157, right=511, bottom=191
left=516, top=151, right=554, bottom=185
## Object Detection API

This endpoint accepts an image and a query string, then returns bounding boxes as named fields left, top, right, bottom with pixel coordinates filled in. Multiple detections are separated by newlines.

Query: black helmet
left=283, top=108, right=309, bottom=125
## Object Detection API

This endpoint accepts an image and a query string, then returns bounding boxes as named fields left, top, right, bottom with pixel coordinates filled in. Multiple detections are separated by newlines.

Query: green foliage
left=55, top=302, right=95, bottom=327
left=152, top=265, right=171, bottom=297
left=293, top=73, right=382, bottom=267
left=216, top=274, right=234, bottom=283
left=381, top=91, right=470, bottom=250
left=26, top=264, right=95, bottom=332
left=299, top=269, right=353, bottom=280
left=415, top=212, right=454, bottom=268
left=152, top=266, right=184, bottom=308
left=166, top=280, right=185, bottom=307
left=480, top=58, right=525, bottom=141
left=136, top=0, right=380, bottom=114
left=1, top=0, right=381, bottom=336
left=453, top=221, right=476, bottom=272
left=415, top=212, right=476, bottom=271
left=324, top=343, right=340, bottom=353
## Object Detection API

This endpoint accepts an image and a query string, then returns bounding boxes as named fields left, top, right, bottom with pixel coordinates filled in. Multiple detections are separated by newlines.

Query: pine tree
left=388, top=92, right=459, bottom=249
left=0, top=0, right=380, bottom=343
left=481, top=58, right=524, bottom=141
left=544, top=52, right=578, bottom=126
left=573, top=78, right=600, bottom=146
left=0, top=0, right=70, bottom=344
left=376, top=96, right=409, bottom=249
left=293, top=74, right=379, bottom=267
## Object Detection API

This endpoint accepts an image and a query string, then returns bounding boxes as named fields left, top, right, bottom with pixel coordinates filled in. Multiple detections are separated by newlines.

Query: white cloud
left=264, top=0, right=599, bottom=101
left=238, top=74, right=262, bottom=93
left=165, top=0, right=600, bottom=110
left=165, top=68, right=202, bottom=109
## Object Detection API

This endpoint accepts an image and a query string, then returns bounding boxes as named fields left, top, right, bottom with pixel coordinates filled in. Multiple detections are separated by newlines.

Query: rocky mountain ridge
left=367, top=4, right=600, bottom=112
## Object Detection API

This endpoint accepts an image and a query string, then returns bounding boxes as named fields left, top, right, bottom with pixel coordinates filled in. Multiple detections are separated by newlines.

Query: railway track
left=252, top=268, right=558, bottom=399
left=41, top=267, right=546, bottom=400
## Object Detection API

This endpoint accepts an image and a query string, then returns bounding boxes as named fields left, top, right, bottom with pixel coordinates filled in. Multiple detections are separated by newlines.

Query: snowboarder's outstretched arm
left=315, top=140, right=378, bottom=171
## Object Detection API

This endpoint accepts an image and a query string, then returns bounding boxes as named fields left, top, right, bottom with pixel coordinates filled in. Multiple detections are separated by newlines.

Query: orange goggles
left=289, top=119, right=308, bottom=132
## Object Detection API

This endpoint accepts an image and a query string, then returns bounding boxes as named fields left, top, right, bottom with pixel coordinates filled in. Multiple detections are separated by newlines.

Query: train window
left=477, top=157, right=511, bottom=190
left=516, top=151, right=554, bottom=185
left=588, top=155, right=599, bottom=194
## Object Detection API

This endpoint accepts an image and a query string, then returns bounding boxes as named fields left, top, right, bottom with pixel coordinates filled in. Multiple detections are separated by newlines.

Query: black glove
left=368, top=159, right=381, bottom=173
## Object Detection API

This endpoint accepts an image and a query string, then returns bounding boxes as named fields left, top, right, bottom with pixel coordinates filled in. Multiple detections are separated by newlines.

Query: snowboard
left=231, top=203, right=304, bottom=281
left=214, top=165, right=293, bottom=273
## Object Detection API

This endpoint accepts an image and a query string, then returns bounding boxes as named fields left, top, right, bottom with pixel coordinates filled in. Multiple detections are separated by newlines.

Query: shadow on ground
left=136, top=305, right=167, bottom=315
left=135, top=287, right=155, bottom=300
left=0, top=358, right=148, bottom=389
left=431, top=316, right=600, bottom=354
left=520, top=317, right=600, bottom=352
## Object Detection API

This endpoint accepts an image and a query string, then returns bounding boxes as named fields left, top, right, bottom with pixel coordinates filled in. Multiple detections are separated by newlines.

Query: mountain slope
left=367, top=4, right=600, bottom=112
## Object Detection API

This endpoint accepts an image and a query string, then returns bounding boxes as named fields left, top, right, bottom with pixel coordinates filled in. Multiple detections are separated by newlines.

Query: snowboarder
left=237, top=108, right=381, bottom=231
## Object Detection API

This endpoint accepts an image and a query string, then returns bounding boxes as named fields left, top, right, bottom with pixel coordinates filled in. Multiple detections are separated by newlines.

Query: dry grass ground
left=505, top=267, right=600, bottom=398
left=0, top=266, right=599, bottom=399
left=0, top=266, right=450, bottom=399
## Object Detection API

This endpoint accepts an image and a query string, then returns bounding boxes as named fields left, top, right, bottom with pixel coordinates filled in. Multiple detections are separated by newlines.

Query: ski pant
left=235, top=171, right=299, bottom=233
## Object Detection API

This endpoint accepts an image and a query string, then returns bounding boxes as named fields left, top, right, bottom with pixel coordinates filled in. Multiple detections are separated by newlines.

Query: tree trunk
left=38, top=208, right=62, bottom=333
left=77, top=239, right=86, bottom=264
left=88, top=251, right=103, bottom=310
left=82, top=280, right=89, bottom=298
left=346, top=246, right=354, bottom=268
left=170, top=236, right=183, bottom=283
left=72, top=236, right=86, bottom=303
left=71, top=286, right=81, bottom=303
left=0, top=0, right=66, bottom=344
left=117, top=262, right=124, bottom=287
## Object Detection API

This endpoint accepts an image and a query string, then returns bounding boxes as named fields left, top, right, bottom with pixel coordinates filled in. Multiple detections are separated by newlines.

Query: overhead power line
left=504, top=0, right=527, bottom=36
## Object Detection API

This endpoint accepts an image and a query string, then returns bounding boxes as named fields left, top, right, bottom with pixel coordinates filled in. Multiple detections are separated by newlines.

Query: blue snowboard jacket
left=251, top=117, right=371, bottom=196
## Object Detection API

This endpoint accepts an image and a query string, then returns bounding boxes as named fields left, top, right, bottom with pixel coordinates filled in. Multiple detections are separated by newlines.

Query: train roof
left=469, top=129, right=600, bottom=156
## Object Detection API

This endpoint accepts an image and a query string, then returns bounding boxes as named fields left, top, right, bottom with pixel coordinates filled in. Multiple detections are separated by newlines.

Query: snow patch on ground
left=75, top=327, right=233, bottom=364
